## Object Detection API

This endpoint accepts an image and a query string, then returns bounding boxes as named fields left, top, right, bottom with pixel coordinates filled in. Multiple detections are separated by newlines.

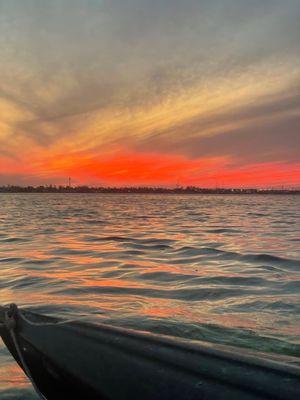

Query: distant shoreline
left=0, top=186, right=299, bottom=195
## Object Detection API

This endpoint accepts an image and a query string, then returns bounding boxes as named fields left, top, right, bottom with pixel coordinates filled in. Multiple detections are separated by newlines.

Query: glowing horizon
left=0, top=1, right=299, bottom=188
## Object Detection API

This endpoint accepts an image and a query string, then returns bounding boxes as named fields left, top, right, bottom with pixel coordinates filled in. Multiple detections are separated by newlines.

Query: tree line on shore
left=0, top=185, right=298, bottom=194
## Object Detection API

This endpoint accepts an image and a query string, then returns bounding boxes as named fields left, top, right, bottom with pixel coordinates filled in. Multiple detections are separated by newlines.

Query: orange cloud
left=31, top=150, right=225, bottom=186
left=4, top=150, right=295, bottom=188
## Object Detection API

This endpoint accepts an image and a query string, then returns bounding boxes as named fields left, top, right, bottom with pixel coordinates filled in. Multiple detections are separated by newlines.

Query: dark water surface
left=0, top=194, right=299, bottom=398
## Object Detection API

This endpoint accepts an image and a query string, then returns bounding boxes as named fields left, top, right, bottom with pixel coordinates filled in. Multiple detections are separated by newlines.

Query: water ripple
left=0, top=193, right=299, bottom=395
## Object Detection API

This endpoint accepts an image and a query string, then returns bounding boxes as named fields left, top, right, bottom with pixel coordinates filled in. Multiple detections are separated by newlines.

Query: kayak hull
left=1, top=306, right=300, bottom=400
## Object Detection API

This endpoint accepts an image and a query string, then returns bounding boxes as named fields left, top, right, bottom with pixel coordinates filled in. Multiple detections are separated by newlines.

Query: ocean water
left=0, top=193, right=299, bottom=399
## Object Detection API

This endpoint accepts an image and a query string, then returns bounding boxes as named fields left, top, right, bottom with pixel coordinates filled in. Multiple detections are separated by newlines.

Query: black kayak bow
left=1, top=304, right=300, bottom=400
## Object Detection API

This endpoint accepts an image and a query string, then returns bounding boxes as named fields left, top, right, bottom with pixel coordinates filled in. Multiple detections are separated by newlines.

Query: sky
left=0, top=0, right=299, bottom=187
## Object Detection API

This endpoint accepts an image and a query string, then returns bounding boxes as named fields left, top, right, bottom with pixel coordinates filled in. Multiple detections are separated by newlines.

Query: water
left=0, top=193, right=299, bottom=398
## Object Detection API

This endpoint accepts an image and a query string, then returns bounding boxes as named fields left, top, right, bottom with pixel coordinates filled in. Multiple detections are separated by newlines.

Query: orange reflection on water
left=81, top=278, right=145, bottom=288
left=0, top=356, right=30, bottom=391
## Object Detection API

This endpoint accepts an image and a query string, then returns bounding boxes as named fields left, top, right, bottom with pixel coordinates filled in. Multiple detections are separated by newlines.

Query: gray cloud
left=129, top=87, right=300, bottom=163
left=0, top=0, right=299, bottom=164
left=179, top=115, right=300, bottom=164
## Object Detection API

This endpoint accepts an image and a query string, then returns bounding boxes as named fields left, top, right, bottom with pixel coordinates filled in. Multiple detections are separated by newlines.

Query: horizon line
left=1, top=184, right=299, bottom=193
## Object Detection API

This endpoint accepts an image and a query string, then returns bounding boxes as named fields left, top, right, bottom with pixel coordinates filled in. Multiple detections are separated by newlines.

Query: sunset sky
left=0, top=0, right=299, bottom=187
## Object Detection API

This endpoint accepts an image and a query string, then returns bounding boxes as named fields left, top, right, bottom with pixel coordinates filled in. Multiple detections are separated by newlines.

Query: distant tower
left=68, top=177, right=71, bottom=187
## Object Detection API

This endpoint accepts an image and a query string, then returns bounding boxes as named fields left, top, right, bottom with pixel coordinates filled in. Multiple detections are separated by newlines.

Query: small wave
left=0, top=237, right=30, bottom=243
left=49, top=248, right=93, bottom=256
left=173, top=246, right=234, bottom=258
left=170, top=247, right=239, bottom=264
left=195, top=275, right=268, bottom=286
left=214, top=300, right=300, bottom=314
left=9, top=275, right=70, bottom=290
left=84, top=219, right=106, bottom=225
left=171, top=247, right=299, bottom=270
left=280, top=280, right=300, bottom=293
left=84, top=235, right=134, bottom=242
left=207, top=228, right=239, bottom=233
left=54, top=284, right=258, bottom=301
left=0, top=257, right=24, bottom=263
left=124, top=243, right=172, bottom=251
left=138, top=238, right=175, bottom=245
left=242, top=253, right=299, bottom=269
left=23, top=258, right=58, bottom=265
left=246, top=212, right=267, bottom=217
left=97, top=316, right=300, bottom=359
left=139, top=271, right=196, bottom=283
